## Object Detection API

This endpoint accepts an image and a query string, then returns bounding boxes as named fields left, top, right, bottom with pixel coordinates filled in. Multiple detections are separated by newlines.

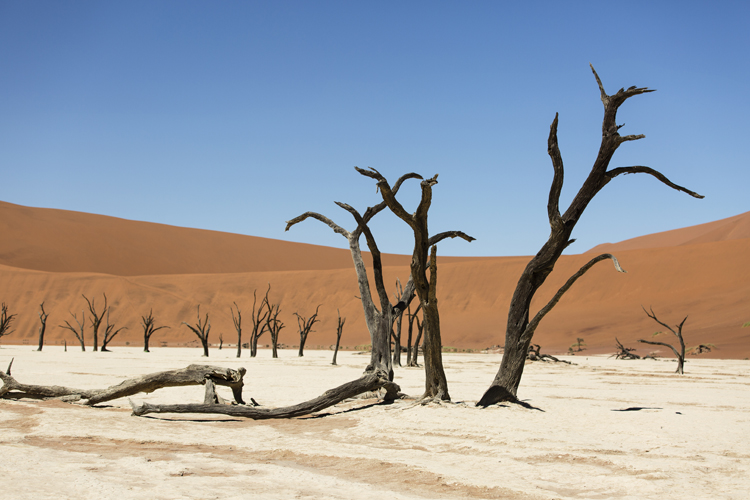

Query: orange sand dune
left=1, top=201, right=748, bottom=359
left=588, top=210, right=750, bottom=253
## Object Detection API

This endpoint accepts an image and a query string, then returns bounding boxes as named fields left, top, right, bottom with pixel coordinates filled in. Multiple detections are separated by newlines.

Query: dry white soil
left=1, top=346, right=748, bottom=499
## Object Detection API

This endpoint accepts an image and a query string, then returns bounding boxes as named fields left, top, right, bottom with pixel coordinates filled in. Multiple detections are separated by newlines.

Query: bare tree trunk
left=477, top=66, right=703, bottom=407
left=36, top=302, right=48, bottom=351
left=332, top=310, right=345, bottom=365
left=295, top=305, right=321, bottom=357
left=638, top=307, right=687, bottom=374
left=356, top=167, right=474, bottom=401
left=410, top=306, right=423, bottom=367
left=406, top=302, right=421, bottom=367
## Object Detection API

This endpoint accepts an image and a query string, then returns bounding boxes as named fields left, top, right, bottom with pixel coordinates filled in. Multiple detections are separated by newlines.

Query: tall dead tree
left=231, top=302, right=243, bottom=358
left=36, top=303, right=48, bottom=351
left=142, top=309, right=169, bottom=353
left=60, top=311, right=86, bottom=351
left=477, top=66, right=703, bottom=407
left=183, top=305, right=211, bottom=357
left=101, top=309, right=127, bottom=352
left=294, top=305, right=321, bottom=357
left=0, top=303, right=16, bottom=345
left=638, top=307, right=687, bottom=374
left=357, top=167, right=474, bottom=401
left=83, top=294, right=107, bottom=352
left=331, top=309, right=345, bottom=366
left=250, top=286, right=271, bottom=357
left=392, top=278, right=412, bottom=367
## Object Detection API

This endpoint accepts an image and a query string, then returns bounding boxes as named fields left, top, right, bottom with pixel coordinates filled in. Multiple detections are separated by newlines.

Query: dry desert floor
left=1, top=346, right=748, bottom=499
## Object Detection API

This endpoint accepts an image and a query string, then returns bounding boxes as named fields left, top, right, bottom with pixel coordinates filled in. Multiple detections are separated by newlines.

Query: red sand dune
left=1, top=201, right=749, bottom=359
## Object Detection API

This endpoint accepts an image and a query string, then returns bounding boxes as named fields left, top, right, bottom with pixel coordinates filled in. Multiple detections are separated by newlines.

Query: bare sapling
left=36, top=302, right=48, bottom=351
left=60, top=310, right=86, bottom=351
left=331, top=309, right=345, bottom=365
left=294, top=304, right=321, bottom=357
left=83, top=293, right=108, bottom=352
left=0, top=303, right=17, bottom=345
left=183, top=305, right=211, bottom=357
left=142, top=309, right=169, bottom=353
left=477, top=65, right=703, bottom=407
left=638, top=307, right=688, bottom=374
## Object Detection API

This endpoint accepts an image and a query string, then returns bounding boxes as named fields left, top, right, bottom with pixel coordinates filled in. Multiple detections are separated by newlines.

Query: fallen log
left=1, top=359, right=246, bottom=406
left=130, top=373, right=397, bottom=419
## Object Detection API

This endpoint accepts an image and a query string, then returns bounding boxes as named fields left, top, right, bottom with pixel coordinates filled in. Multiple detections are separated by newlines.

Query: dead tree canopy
left=638, top=306, right=688, bottom=374
left=477, top=65, right=702, bottom=408
left=142, top=309, right=169, bottom=353
left=84, top=293, right=108, bottom=352
left=0, top=359, right=246, bottom=406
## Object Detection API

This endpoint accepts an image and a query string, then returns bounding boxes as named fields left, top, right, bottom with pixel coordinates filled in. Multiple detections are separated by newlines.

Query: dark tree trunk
left=356, top=167, right=474, bottom=401
left=231, top=302, right=242, bottom=358
left=250, top=286, right=271, bottom=358
left=101, top=309, right=126, bottom=352
left=411, top=313, right=423, bottom=367
left=477, top=66, right=703, bottom=407
left=295, top=305, right=321, bottom=357
left=36, top=302, right=48, bottom=351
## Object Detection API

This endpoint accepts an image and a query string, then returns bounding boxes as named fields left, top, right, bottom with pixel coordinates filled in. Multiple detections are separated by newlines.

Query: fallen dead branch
left=1, top=359, right=246, bottom=406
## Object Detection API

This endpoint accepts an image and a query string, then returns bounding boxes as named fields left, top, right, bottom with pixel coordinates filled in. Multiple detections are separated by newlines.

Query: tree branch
left=605, top=166, right=704, bottom=198
left=428, top=230, right=476, bottom=246
left=525, top=254, right=626, bottom=339
left=547, top=112, right=564, bottom=228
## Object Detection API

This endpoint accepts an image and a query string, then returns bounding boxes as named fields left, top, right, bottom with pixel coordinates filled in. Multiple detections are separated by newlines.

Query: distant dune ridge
left=1, top=200, right=749, bottom=358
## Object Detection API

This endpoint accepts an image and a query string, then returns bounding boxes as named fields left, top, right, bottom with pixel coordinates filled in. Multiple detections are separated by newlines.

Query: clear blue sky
left=1, top=1, right=748, bottom=256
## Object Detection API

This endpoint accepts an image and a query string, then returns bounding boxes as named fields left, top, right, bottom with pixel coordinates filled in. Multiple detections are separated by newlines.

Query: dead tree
left=100, top=309, right=126, bottom=352
left=331, top=309, right=345, bottom=365
left=1, top=359, right=246, bottom=406
left=83, top=294, right=108, bottom=352
left=60, top=310, right=86, bottom=351
left=357, top=167, right=474, bottom=401
left=476, top=66, right=703, bottom=407
left=250, top=286, right=271, bottom=357
left=613, top=338, right=640, bottom=359
left=231, top=302, right=242, bottom=358
left=406, top=302, right=422, bottom=367
left=687, top=344, right=715, bottom=355
left=0, top=303, right=17, bottom=345
left=265, top=301, right=284, bottom=359
left=36, top=303, right=48, bottom=351
left=142, top=309, right=169, bottom=353
left=294, top=305, right=321, bottom=357
left=638, top=307, right=688, bottom=374
left=183, top=305, right=211, bottom=357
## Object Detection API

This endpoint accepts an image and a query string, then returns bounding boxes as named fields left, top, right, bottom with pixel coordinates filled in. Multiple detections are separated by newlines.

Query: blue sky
left=1, top=1, right=748, bottom=257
